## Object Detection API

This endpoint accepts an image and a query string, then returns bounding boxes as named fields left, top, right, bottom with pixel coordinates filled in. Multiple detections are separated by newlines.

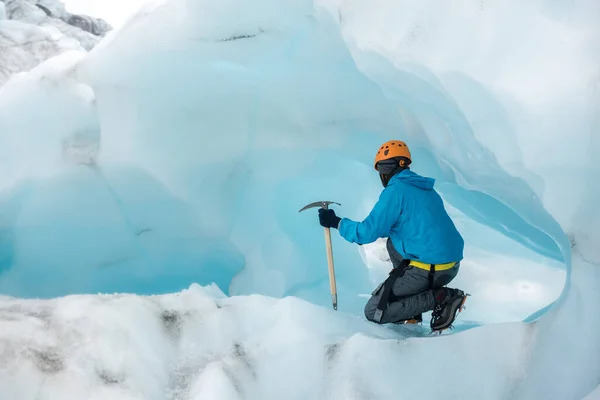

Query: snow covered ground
left=0, top=279, right=577, bottom=400
left=0, top=0, right=599, bottom=399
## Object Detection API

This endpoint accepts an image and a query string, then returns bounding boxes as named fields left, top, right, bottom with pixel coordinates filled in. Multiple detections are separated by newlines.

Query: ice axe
left=299, top=200, right=341, bottom=310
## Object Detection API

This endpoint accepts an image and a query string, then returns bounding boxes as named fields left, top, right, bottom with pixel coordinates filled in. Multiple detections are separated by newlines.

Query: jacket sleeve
left=338, top=188, right=400, bottom=245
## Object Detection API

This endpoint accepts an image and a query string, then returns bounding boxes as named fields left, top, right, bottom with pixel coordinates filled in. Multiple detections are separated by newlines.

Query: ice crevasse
left=0, top=0, right=599, bottom=399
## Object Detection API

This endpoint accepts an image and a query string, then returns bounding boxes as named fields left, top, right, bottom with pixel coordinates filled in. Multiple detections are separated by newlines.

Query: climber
left=317, top=140, right=468, bottom=332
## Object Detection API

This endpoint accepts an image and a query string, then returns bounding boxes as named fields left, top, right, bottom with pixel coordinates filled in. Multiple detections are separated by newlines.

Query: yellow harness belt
left=409, top=260, right=457, bottom=271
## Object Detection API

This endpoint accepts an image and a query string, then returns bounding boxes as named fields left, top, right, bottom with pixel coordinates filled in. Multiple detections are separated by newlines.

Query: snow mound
left=0, top=283, right=536, bottom=400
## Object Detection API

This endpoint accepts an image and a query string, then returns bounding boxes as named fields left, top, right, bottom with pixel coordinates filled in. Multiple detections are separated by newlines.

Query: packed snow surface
left=0, top=283, right=560, bottom=400
left=0, top=0, right=599, bottom=399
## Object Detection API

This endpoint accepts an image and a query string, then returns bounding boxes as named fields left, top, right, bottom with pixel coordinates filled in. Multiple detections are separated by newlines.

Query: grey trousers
left=364, top=239, right=460, bottom=323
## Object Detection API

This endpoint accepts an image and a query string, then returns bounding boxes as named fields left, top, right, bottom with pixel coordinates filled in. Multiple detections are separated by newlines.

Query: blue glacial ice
left=0, top=0, right=599, bottom=399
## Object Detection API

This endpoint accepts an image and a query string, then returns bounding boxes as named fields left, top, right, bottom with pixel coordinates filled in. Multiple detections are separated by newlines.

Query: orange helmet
left=374, top=140, right=411, bottom=170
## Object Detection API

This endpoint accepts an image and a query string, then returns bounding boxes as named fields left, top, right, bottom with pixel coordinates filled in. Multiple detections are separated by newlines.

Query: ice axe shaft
left=299, top=200, right=341, bottom=310
left=323, top=225, right=337, bottom=310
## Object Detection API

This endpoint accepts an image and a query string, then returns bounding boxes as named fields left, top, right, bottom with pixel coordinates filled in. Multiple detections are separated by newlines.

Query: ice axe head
left=298, top=201, right=341, bottom=212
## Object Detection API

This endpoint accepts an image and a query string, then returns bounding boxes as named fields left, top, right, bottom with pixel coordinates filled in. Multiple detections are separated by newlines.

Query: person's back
left=385, top=169, right=464, bottom=265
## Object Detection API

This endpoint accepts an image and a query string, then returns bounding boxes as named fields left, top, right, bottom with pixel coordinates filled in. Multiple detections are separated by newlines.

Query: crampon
left=429, top=293, right=470, bottom=335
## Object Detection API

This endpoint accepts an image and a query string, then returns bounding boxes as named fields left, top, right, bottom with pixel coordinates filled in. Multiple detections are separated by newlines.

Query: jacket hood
left=389, top=169, right=435, bottom=190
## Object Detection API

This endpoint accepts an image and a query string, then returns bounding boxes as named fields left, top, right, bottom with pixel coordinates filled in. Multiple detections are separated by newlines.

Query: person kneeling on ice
left=317, top=140, right=468, bottom=333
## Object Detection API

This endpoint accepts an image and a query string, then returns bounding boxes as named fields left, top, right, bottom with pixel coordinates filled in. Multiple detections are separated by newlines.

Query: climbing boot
left=430, top=288, right=468, bottom=333
left=404, top=313, right=423, bottom=324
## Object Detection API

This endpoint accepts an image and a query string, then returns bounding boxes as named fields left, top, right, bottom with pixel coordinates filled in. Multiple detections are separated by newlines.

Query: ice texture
left=0, top=0, right=598, bottom=399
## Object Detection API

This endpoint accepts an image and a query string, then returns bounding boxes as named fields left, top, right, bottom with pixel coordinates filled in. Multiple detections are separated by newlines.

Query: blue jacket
left=338, top=169, right=464, bottom=264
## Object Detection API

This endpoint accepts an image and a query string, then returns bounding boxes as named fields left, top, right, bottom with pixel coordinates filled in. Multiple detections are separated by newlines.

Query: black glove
left=318, top=208, right=341, bottom=229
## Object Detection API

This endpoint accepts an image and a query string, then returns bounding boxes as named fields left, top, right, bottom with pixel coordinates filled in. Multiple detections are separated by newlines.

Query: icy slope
left=0, top=0, right=111, bottom=86
left=0, top=0, right=598, bottom=399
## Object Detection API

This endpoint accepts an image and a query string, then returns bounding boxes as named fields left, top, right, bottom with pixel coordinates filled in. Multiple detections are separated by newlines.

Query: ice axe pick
left=299, top=200, right=341, bottom=310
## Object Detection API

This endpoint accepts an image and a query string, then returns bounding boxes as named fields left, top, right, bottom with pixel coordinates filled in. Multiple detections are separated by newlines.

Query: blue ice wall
left=0, top=0, right=568, bottom=321
left=0, top=166, right=245, bottom=297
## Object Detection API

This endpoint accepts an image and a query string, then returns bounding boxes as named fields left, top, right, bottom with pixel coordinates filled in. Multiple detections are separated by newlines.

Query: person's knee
left=364, top=299, right=383, bottom=323
left=364, top=306, right=375, bottom=322
left=364, top=298, right=377, bottom=322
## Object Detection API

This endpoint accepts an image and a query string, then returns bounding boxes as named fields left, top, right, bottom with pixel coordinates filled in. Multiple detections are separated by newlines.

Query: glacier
left=0, top=0, right=599, bottom=399
left=0, top=0, right=111, bottom=86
